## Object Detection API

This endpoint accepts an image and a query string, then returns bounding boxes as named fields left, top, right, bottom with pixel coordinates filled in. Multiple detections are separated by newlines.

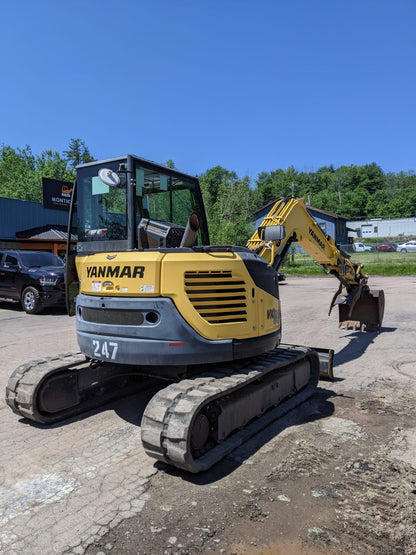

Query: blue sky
left=1, top=0, right=415, bottom=181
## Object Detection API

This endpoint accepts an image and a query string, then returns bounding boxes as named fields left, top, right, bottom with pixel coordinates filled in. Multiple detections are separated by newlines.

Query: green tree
left=214, top=176, right=252, bottom=245
left=340, top=187, right=371, bottom=219
left=36, top=150, right=75, bottom=182
left=63, top=138, right=94, bottom=168
left=199, top=167, right=252, bottom=245
left=355, top=163, right=384, bottom=194
left=0, top=140, right=93, bottom=202
left=0, top=145, right=39, bottom=201
left=309, top=187, right=339, bottom=214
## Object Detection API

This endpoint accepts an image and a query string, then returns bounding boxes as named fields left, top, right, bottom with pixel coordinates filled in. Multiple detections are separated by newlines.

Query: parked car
left=353, top=242, right=374, bottom=252
left=396, top=240, right=416, bottom=252
left=0, top=250, right=65, bottom=314
left=277, top=271, right=286, bottom=281
left=376, top=242, right=397, bottom=252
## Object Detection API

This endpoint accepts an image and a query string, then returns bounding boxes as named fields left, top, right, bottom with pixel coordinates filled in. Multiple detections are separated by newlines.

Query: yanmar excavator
left=6, top=155, right=384, bottom=473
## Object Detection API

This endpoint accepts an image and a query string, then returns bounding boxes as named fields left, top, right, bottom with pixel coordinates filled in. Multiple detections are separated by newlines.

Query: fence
left=282, top=242, right=416, bottom=269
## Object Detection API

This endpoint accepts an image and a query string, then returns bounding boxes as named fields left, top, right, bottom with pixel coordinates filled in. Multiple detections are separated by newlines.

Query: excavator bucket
left=338, top=288, right=385, bottom=332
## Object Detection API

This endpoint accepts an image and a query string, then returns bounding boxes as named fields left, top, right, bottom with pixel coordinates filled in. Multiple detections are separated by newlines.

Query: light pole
left=371, top=217, right=382, bottom=262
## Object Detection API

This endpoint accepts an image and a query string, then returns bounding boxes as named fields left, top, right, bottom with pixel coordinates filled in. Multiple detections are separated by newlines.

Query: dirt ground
left=84, top=275, right=416, bottom=555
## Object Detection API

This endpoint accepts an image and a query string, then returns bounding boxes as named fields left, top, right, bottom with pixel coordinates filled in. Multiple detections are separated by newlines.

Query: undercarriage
left=5, top=345, right=331, bottom=472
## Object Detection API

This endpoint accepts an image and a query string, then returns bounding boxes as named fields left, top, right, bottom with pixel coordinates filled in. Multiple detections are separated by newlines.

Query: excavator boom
left=247, top=197, right=384, bottom=332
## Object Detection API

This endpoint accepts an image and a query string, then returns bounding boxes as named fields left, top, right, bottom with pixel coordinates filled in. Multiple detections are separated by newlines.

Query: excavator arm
left=247, top=197, right=384, bottom=331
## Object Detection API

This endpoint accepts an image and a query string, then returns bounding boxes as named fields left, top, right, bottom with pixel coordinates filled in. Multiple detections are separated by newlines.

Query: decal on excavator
left=308, top=227, right=325, bottom=250
left=86, top=265, right=145, bottom=279
left=267, top=308, right=279, bottom=324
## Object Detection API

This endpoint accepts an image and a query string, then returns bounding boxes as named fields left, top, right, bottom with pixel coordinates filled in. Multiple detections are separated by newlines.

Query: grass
left=282, top=251, right=416, bottom=277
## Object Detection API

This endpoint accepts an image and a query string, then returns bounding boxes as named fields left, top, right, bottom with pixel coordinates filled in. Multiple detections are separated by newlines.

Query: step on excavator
left=5, top=155, right=385, bottom=472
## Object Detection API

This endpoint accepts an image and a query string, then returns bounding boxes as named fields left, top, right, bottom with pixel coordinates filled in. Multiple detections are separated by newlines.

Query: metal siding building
left=347, top=217, right=416, bottom=239
left=0, top=197, right=69, bottom=240
left=0, top=197, right=73, bottom=256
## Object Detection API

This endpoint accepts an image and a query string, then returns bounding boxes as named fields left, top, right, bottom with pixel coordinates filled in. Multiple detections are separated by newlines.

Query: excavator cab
left=74, top=155, right=209, bottom=250
left=65, top=155, right=210, bottom=315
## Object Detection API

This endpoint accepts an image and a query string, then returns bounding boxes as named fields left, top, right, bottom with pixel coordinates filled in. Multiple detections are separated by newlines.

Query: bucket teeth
left=339, top=320, right=368, bottom=332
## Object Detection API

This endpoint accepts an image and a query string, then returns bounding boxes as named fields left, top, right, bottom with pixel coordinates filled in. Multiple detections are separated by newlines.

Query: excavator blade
left=314, top=347, right=334, bottom=381
left=338, top=288, right=385, bottom=332
left=284, top=345, right=334, bottom=381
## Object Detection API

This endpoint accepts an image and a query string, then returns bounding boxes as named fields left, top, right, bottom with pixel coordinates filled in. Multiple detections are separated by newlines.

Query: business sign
left=42, top=178, right=74, bottom=210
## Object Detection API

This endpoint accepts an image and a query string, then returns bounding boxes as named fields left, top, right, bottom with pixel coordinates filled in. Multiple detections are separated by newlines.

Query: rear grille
left=184, top=270, right=248, bottom=324
left=81, top=307, right=144, bottom=326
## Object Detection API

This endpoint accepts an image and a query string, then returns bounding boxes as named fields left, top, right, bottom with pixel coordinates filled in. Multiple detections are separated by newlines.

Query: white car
left=353, top=242, right=374, bottom=252
left=397, top=240, right=416, bottom=252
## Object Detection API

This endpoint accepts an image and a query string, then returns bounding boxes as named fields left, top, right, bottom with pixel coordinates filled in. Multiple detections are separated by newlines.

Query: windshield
left=20, top=252, right=64, bottom=268
left=135, top=166, right=204, bottom=248
left=77, top=160, right=127, bottom=243
left=76, top=157, right=209, bottom=250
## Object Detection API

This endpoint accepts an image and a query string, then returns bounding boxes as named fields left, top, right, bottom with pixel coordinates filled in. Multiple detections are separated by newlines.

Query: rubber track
left=5, top=353, right=90, bottom=423
left=141, top=345, right=320, bottom=473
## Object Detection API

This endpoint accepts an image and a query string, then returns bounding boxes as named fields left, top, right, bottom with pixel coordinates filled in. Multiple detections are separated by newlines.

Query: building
left=347, top=217, right=416, bottom=239
left=253, top=198, right=348, bottom=251
left=0, top=197, right=75, bottom=256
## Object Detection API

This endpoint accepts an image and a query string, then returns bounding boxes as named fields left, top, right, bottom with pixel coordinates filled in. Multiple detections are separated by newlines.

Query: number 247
left=92, top=340, right=119, bottom=360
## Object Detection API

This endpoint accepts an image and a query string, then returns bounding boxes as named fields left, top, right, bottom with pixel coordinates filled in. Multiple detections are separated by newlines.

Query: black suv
left=0, top=250, right=65, bottom=314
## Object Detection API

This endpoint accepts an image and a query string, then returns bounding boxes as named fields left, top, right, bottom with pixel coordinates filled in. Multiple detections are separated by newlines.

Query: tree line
left=0, top=139, right=93, bottom=203
left=199, top=163, right=416, bottom=245
left=1, top=140, right=416, bottom=245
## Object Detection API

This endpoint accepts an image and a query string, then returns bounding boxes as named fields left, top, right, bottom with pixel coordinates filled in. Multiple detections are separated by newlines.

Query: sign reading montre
left=42, top=177, right=74, bottom=210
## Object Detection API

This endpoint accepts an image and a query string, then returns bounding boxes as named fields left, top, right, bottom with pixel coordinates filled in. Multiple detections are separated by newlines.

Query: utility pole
left=291, top=182, right=295, bottom=197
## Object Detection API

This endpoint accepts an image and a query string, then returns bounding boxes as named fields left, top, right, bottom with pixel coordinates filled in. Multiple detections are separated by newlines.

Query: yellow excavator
left=6, top=155, right=384, bottom=473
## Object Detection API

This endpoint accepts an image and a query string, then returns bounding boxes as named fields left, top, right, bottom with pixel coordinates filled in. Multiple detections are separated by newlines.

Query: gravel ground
left=1, top=275, right=415, bottom=555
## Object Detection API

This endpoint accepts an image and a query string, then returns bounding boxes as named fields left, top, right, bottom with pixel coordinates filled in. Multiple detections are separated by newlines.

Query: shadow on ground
left=335, top=326, right=396, bottom=366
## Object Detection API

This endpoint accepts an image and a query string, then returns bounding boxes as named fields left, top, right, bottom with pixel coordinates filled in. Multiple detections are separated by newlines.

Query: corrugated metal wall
left=0, top=197, right=69, bottom=240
